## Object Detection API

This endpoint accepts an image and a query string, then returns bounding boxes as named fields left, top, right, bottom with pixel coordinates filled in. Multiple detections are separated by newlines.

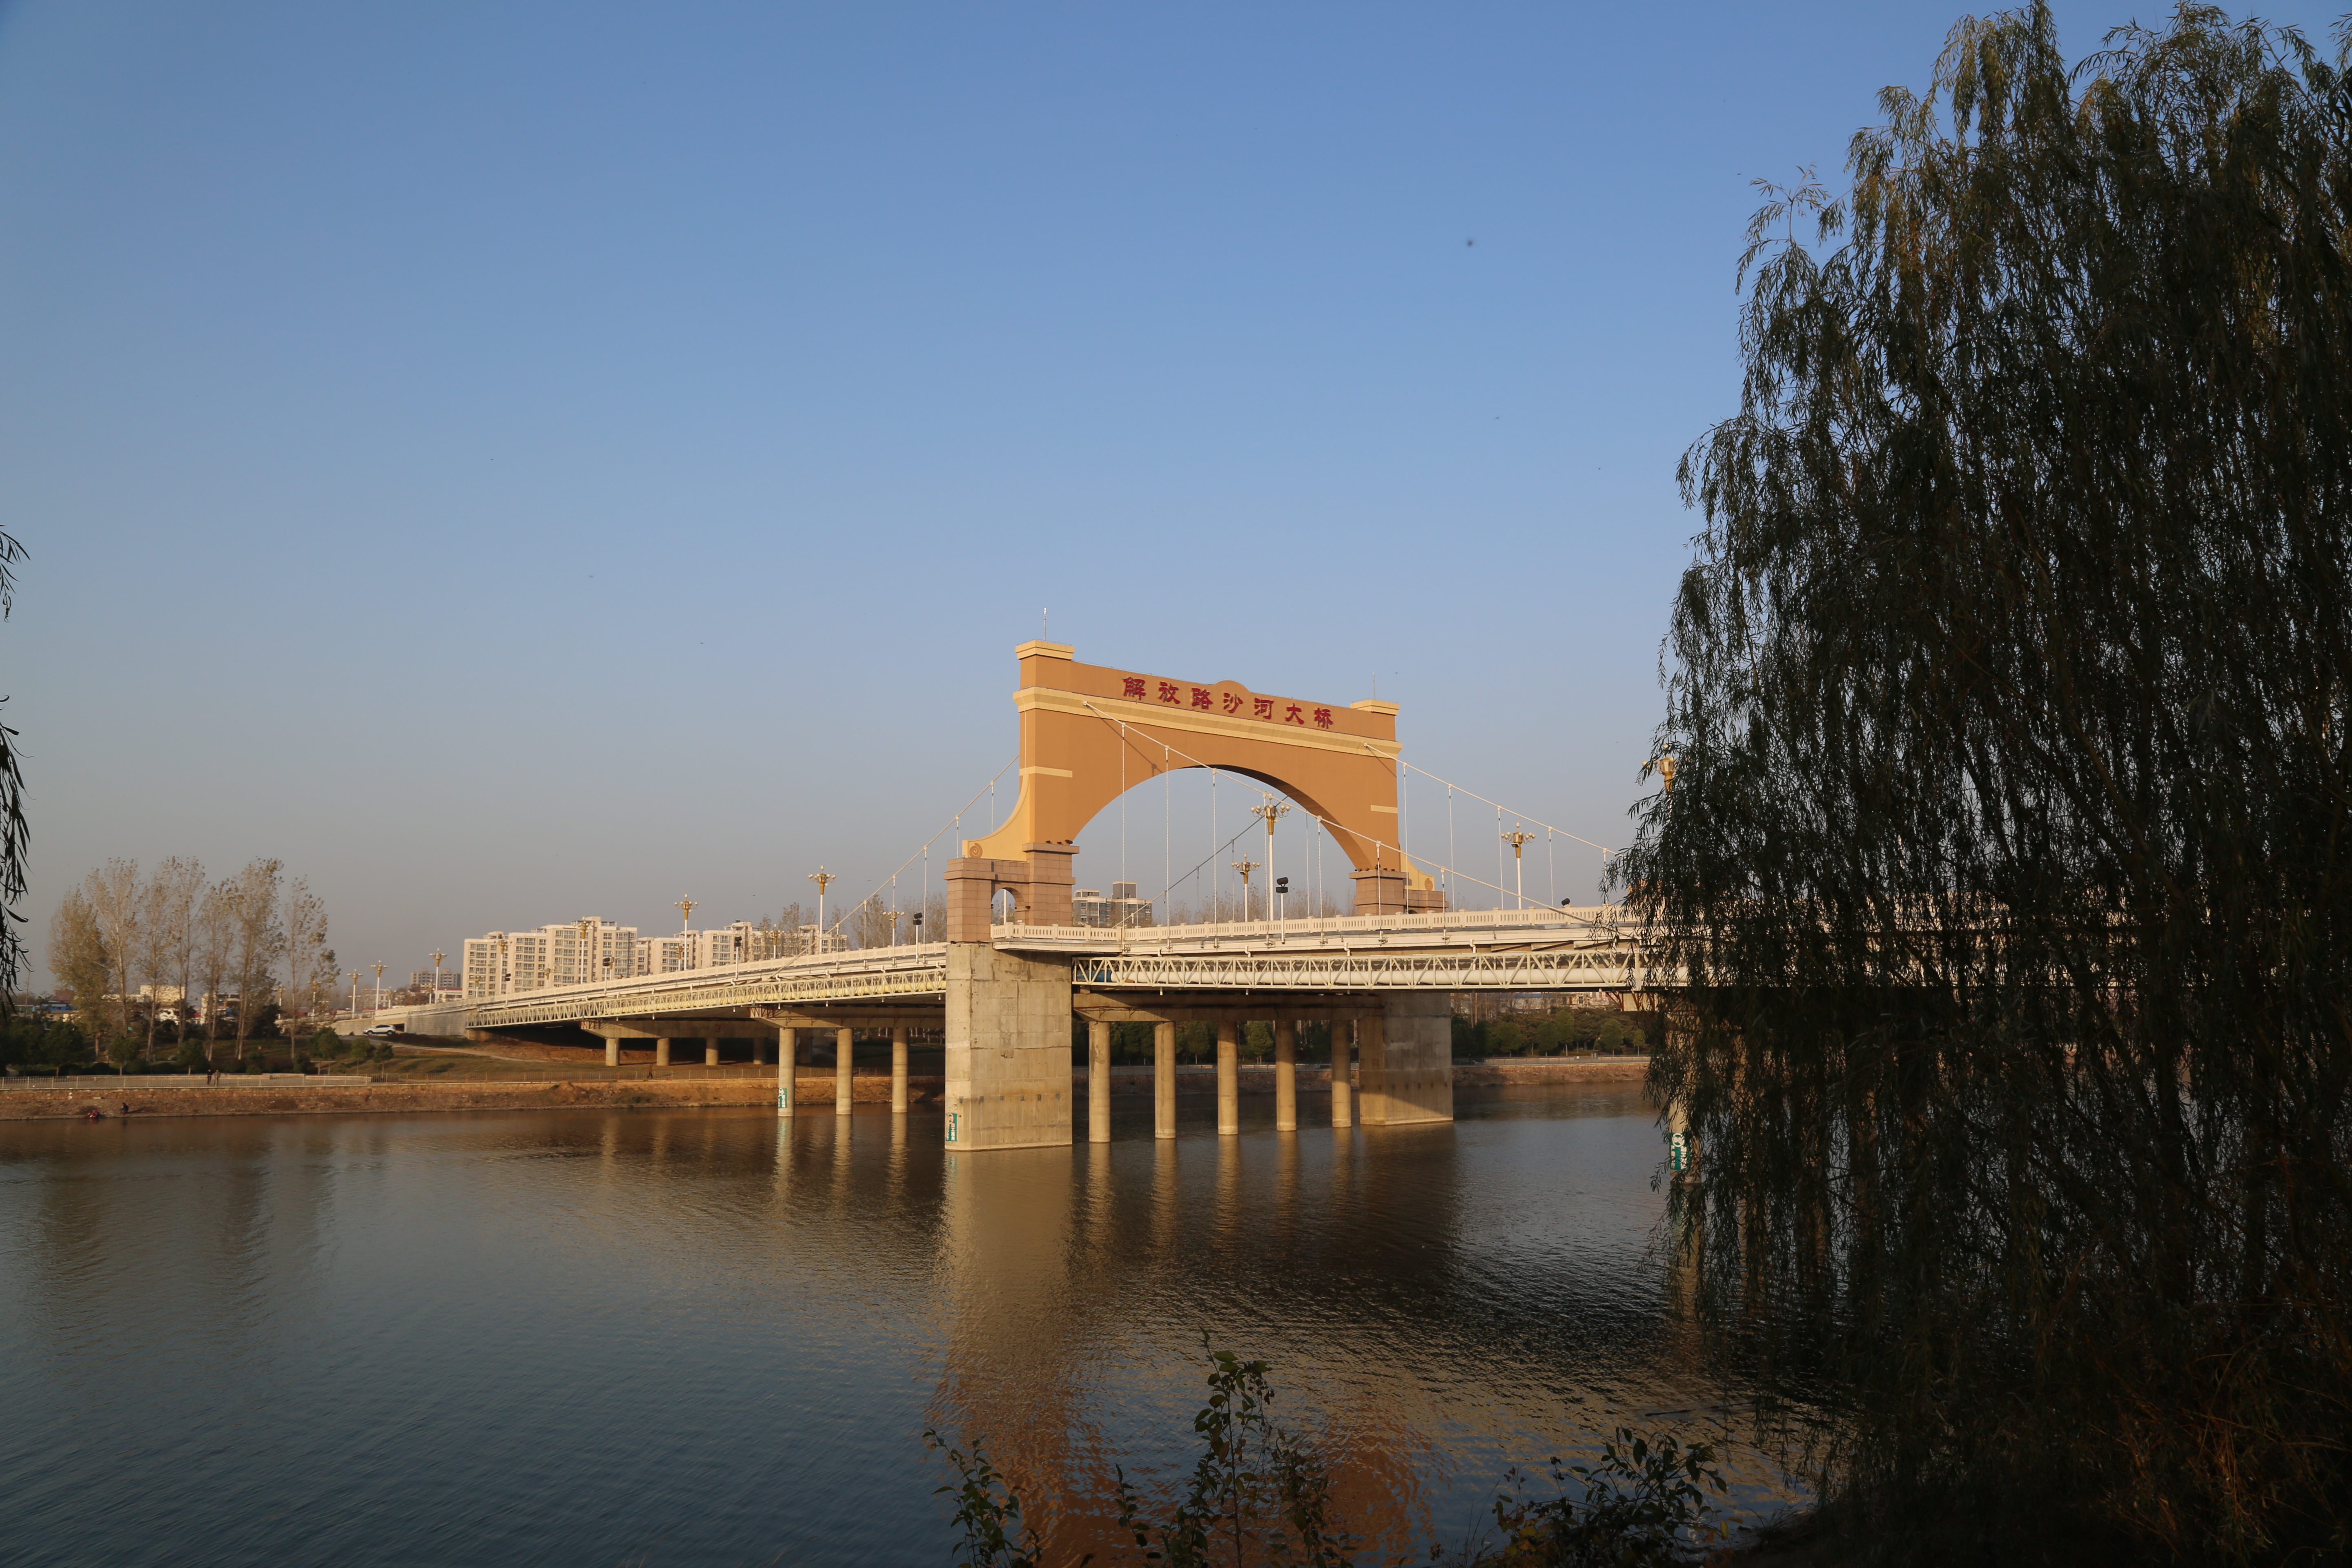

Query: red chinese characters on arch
left=1112, top=674, right=1345, bottom=731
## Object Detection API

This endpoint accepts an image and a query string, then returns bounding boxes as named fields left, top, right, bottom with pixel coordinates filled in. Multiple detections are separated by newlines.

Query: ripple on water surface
left=0, top=1083, right=1789, bottom=1566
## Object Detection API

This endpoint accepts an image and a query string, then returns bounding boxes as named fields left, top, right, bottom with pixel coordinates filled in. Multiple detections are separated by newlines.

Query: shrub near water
left=1619, top=5, right=2352, bottom=1561
left=928, top=1339, right=1728, bottom=1566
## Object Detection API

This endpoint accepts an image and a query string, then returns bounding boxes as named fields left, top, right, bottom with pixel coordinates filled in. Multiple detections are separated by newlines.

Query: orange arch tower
left=945, top=642, right=1439, bottom=937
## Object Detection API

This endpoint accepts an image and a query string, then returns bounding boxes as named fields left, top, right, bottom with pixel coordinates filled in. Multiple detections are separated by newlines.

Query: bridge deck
left=408, top=906, right=1655, bottom=1032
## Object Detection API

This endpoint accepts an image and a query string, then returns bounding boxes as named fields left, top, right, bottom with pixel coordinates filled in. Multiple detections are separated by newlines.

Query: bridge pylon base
left=944, top=944, right=1075, bottom=1151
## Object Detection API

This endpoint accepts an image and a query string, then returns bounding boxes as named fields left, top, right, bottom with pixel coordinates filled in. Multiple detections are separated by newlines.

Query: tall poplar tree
left=1618, top=6, right=2352, bottom=1561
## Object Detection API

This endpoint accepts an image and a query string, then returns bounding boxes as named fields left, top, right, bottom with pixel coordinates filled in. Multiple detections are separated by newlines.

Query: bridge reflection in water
left=909, top=1090, right=1740, bottom=1561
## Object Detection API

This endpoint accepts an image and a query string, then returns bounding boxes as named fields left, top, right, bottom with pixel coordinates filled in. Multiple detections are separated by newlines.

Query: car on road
left=362, top=1023, right=398, bottom=1037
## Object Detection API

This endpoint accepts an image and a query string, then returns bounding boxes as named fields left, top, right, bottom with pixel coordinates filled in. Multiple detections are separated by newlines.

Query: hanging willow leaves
left=1615, top=5, right=2352, bottom=1563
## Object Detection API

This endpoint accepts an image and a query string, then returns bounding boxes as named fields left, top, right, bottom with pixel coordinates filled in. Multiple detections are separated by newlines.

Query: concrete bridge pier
left=1087, top=1020, right=1111, bottom=1144
left=605, top=1037, right=619, bottom=1068
left=1216, top=1020, right=1240, bottom=1136
left=941, top=940, right=1075, bottom=1151
left=1274, top=1020, right=1298, bottom=1131
left=1331, top=1019, right=1354, bottom=1128
left=656, top=1037, right=672, bottom=1067
left=777, top=1027, right=796, bottom=1117
left=1361, top=996, right=1453, bottom=1126
left=705, top=1038, right=721, bottom=1066
left=835, top=1027, right=854, bottom=1116
left=1154, top=1021, right=1176, bottom=1140
left=891, top=1026, right=909, bottom=1114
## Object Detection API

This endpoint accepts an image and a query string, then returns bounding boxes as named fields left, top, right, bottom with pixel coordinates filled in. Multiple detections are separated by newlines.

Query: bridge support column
left=777, top=1027, right=796, bottom=1117
left=835, top=1027, right=854, bottom=1116
left=1088, top=1020, right=1111, bottom=1143
left=656, top=1037, right=671, bottom=1068
left=1274, top=1020, right=1297, bottom=1132
left=1154, top=1021, right=1176, bottom=1140
left=1216, top=1020, right=1239, bottom=1136
left=605, top=1038, right=619, bottom=1068
left=891, top=1027, right=909, bottom=1114
left=943, top=944, right=1074, bottom=1151
left=1361, top=996, right=1452, bottom=1126
left=1330, top=1020, right=1353, bottom=1129
left=705, top=1038, right=721, bottom=1067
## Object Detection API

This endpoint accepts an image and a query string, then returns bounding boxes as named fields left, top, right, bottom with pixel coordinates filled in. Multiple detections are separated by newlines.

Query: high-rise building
left=462, top=918, right=639, bottom=998
left=463, top=917, right=856, bottom=998
left=1073, top=881, right=1154, bottom=929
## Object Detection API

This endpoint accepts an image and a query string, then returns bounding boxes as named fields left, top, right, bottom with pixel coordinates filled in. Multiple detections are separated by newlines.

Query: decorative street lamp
left=1501, top=824, right=1535, bottom=909
left=807, top=868, right=835, bottom=944
left=1250, top=798, right=1290, bottom=929
left=1231, top=857, right=1260, bottom=922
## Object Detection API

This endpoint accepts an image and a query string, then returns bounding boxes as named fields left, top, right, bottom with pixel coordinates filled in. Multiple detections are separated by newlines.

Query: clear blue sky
left=5, top=1, right=2337, bottom=985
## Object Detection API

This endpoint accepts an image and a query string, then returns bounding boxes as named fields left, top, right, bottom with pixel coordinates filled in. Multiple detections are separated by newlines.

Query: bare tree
left=45, top=887, right=107, bottom=1044
left=193, top=880, right=235, bottom=1054
left=82, top=859, right=141, bottom=1045
left=138, top=856, right=202, bottom=1055
left=157, top=857, right=205, bottom=1045
left=282, top=877, right=330, bottom=1039
left=225, top=858, right=284, bottom=1057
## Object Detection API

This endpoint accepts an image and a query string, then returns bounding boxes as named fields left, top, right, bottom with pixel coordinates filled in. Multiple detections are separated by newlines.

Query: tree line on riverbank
left=36, top=856, right=332, bottom=1068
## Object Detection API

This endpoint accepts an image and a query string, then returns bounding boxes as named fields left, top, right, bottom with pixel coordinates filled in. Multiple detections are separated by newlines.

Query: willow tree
left=1617, top=6, right=2352, bottom=1562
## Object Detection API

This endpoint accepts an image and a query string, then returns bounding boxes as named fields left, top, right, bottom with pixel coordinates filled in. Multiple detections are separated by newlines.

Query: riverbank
left=0, top=1055, right=1646, bottom=1121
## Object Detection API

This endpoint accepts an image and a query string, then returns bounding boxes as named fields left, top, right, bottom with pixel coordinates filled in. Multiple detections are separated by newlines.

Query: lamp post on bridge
left=372, top=961, right=385, bottom=1014
left=807, top=869, right=835, bottom=945
left=677, top=897, right=696, bottom=972
left=1231, top=858, right=1259, bottom=922
left=429, top=949, right=447, bottom=1002
left=1250, top=798, right=1289, bottom=929
left=1501, top=825, right=1535, bottom=909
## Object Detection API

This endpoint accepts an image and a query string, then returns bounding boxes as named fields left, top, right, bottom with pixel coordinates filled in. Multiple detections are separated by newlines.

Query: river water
left=0, top=1084, right=1783, bottom=1566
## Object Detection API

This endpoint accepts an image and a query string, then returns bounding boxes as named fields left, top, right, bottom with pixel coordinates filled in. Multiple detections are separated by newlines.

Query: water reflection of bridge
left=412, top=641, right=1658, bottom=1151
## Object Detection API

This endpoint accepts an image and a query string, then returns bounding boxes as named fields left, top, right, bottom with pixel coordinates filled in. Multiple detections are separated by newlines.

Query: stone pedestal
left=943, top=944, right=1074, bottom=1150
left=1350, top=866, right=1408, bottom=915
left=1359, top=995, right=1453, bottom=1126
left=944, top=846, right=1081, bottom=939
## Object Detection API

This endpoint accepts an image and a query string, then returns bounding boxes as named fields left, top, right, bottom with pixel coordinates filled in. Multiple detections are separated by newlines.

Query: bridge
left=410, top=641, right=1656, bottom=1150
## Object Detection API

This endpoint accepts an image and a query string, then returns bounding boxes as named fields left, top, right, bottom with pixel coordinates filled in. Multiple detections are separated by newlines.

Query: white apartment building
left=463, top=918, right=640, bottom=998
left=463, top=918, right=855, bottom=998
left=1074, top=882, right=1154, bottom=929
left=634, top=922, right=847, bottom=976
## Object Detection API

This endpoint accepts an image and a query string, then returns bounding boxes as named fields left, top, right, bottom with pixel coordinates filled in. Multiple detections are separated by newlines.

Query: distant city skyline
left=7, top=0, right=2337, bottom=987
